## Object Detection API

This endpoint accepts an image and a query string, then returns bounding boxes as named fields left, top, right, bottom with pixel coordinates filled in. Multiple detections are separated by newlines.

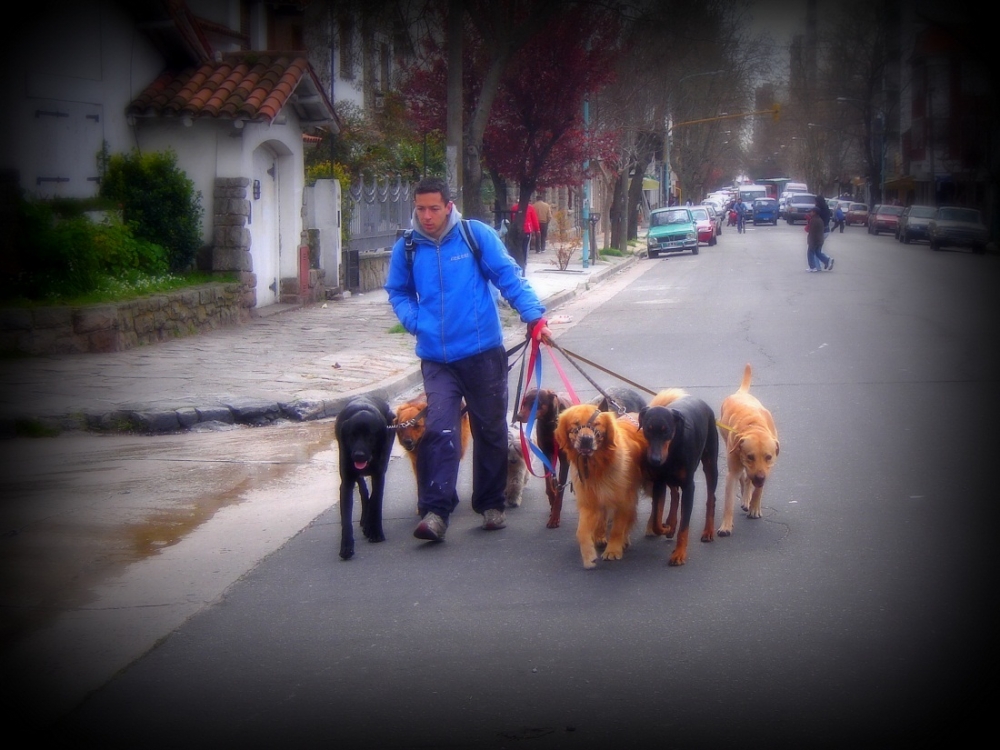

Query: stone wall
left=0, top=283, right=248, bottom=355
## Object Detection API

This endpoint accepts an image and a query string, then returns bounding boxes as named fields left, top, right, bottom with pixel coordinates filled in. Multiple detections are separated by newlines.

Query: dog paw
left=668, top=551, right=687, bottom=566
left=746, top=509, right=762, bottom=519
left=365, top=531, right=386, bottom=543
left=701, top=530, right=714, bottom=543
left=546, top=516, right=560, bottom=529
left=718, top=527, right=733, bottom=537
left=339, top=545, right=355, bottom=560
left=582, top=557, right=597, bottom=569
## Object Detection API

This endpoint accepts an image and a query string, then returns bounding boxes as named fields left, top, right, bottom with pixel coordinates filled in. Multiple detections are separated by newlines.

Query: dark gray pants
left=417, top=347, right=509, bottom=520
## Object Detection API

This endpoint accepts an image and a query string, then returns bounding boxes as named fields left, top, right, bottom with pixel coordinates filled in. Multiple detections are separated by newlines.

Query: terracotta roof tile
left=127, top=52, right=335, bottom=127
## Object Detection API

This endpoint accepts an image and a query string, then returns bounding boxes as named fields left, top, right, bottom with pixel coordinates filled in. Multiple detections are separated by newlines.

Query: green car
left=646, top=207, right=699, bottom=258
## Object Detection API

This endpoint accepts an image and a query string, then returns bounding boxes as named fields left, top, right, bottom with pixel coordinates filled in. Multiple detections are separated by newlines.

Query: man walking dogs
left=385, top=177, right=552, bottom=542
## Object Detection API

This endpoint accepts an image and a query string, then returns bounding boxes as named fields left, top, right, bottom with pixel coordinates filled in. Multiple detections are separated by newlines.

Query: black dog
left=591, top=386, right=647, bottom=414
left=638, top=389, right=719, bottom=567
left=334, top=396, right=396, bottom=560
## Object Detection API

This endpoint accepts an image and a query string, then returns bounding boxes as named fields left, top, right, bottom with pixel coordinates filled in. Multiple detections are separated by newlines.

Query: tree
left=481, top=9, right=622, bottom=266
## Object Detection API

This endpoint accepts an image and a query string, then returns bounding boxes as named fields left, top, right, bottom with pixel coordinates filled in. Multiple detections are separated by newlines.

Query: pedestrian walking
left=833, top=203, right=845, bottom=233
left=806, top=208, right=834, bottom=272
left=532, top=196, right=552, bottom=253
left=385, top=177, right=552, bottom=542
left=511, top=199, right=541, bottom=260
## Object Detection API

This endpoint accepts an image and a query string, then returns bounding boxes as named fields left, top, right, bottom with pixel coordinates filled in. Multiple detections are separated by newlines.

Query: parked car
left=751, top=197, right=778, bottom=225
left=845, top=202, right=869, bottom=226
left=646, top=207, right=699, bottom=258
left=704, top=203, right=724, bottom=236
left=896, top=205, right=937, bottom=243
left=784, top=193, right=817, bottom=224
left=868, top=204, right=904, bottom=235
left=703, top=196, right=726, bottom=215
left=689, top=206, right=718, bottom=246
left=928, top=206, right=989, bottom=254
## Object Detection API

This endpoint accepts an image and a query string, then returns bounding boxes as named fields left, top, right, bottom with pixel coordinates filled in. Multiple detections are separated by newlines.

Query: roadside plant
left=550, top=210, right=578, bottom=271
left=99, top=148, right=204, bottom=272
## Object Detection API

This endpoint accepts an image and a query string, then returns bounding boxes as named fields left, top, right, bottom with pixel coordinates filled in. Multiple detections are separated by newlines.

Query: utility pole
left=446, top=1, right=463, bottom=209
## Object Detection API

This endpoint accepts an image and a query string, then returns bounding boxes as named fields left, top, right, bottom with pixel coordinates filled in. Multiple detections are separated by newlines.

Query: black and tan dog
left=638, top=388, right=719, bottom=566
left=334, top=395, right=396, bottom=560
left=516, top=387, right=572, bottom=528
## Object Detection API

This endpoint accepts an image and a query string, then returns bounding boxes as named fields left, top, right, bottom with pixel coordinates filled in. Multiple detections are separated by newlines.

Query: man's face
left=415, top=192, right=452, bottom=239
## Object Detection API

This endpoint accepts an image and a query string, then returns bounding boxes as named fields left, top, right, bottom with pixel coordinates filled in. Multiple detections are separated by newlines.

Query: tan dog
left=555, top=404, right=648, bottom=569
left=394, top=392, right=471, bottom=511
left=717, top=364, right=779, bottom=536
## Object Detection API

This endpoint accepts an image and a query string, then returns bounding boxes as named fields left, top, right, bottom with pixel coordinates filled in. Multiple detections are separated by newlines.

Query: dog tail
left=650, top=388, right=687, bottom=407
left=739, top=363, right=752, bottom=393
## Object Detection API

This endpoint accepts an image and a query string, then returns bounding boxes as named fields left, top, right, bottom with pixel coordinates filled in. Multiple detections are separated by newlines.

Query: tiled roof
left=127, top=52, right=337, bottom=129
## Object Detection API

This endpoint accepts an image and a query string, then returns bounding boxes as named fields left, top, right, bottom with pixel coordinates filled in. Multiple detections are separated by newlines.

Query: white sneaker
left=482, top=508, right=506, bottom=531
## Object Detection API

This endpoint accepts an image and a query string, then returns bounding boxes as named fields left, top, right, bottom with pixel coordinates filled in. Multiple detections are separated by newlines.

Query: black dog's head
left=638, top=405, right=681, bottom=467
left=335, top=398, right=392, bottom=475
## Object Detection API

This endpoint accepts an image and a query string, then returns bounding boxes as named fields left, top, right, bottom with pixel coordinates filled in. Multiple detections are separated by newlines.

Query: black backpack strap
left=403, top=229, right=415, bottom=273
left=458, top=219, right=482, bottom=263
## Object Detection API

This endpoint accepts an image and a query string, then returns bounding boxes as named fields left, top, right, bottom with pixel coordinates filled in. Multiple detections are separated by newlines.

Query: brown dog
left=516, top=388, right=572, bottom=528
left=717, top=364, right=779, bottom=536
left=555, top=404, right=648, bottom=569
left=394, top=392, right=471, bottom=510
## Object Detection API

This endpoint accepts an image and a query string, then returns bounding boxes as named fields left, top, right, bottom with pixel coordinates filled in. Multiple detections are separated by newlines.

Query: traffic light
left=772, top=103, right=781, bottom=122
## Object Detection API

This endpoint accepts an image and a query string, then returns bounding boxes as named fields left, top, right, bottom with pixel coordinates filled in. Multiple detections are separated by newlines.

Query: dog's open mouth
left=354, top=460, right=369, bottom=470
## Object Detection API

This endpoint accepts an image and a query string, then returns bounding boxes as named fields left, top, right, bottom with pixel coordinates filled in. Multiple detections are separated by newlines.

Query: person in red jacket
left=511, top=200, right=540, bottom=261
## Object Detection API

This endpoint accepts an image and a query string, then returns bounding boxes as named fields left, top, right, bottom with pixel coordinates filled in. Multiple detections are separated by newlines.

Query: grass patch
left=14, top=418, right=61, bottom=438
left=388, top=322, right=407, bottom=334
left=2, top=271, right=237, bottom=308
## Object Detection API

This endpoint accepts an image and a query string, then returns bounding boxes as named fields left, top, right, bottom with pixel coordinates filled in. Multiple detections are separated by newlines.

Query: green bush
left=1, top=197, right=172, bottom=303
left=99, top=149, right=204, bottom=272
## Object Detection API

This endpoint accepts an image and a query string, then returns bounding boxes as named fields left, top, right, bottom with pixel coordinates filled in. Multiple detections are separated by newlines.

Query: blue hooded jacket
left=385, top=206, right=545, bottom=364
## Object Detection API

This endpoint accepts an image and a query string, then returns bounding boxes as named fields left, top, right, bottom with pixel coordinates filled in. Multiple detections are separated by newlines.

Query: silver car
left=896, top=205, right=936, bottom=244
left=928, top=207, right=989, bottom=254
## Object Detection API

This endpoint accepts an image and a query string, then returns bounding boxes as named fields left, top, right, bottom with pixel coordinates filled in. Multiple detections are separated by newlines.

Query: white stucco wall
left=2, top=1, right=165, bottom=199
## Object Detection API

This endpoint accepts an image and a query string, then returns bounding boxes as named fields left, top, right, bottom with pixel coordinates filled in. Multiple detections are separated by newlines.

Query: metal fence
left=346, top=176, right=411, bottom=253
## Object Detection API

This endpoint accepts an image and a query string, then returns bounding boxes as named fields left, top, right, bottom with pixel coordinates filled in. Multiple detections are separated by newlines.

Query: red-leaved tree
left=483, top=10, right=622, bottom=265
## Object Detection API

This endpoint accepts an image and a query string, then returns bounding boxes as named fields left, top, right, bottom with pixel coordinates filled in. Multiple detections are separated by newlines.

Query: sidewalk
left=0, top=243, right=636, bottom=435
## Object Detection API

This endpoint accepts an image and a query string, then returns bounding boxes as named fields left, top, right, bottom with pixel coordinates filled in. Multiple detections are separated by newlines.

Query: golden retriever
left=555, top=404, right=648, bottom=569
left=717, top=364, right=779, bottom=536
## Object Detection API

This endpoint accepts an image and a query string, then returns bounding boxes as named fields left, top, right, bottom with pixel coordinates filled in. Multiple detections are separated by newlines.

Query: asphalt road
left=7, top=221, right=995, bottom=748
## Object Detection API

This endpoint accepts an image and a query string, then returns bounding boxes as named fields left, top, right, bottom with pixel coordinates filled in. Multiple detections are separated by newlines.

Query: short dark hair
left=415, top=177, right=451, bottom=204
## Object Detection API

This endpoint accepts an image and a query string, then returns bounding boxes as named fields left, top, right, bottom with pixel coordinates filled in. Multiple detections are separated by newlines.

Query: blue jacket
left=385, top=207, right=546, bottom=364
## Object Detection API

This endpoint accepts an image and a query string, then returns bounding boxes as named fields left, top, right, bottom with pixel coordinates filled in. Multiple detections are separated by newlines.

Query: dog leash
left=518, top=322, right=558, bottom=477
left=391, top=340, right=527, bottom=433
left=544, top=340, right=658, bottom=412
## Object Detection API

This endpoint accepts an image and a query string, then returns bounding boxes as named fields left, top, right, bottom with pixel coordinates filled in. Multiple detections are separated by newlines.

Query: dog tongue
left=354, top=460, right=369, bottom=470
